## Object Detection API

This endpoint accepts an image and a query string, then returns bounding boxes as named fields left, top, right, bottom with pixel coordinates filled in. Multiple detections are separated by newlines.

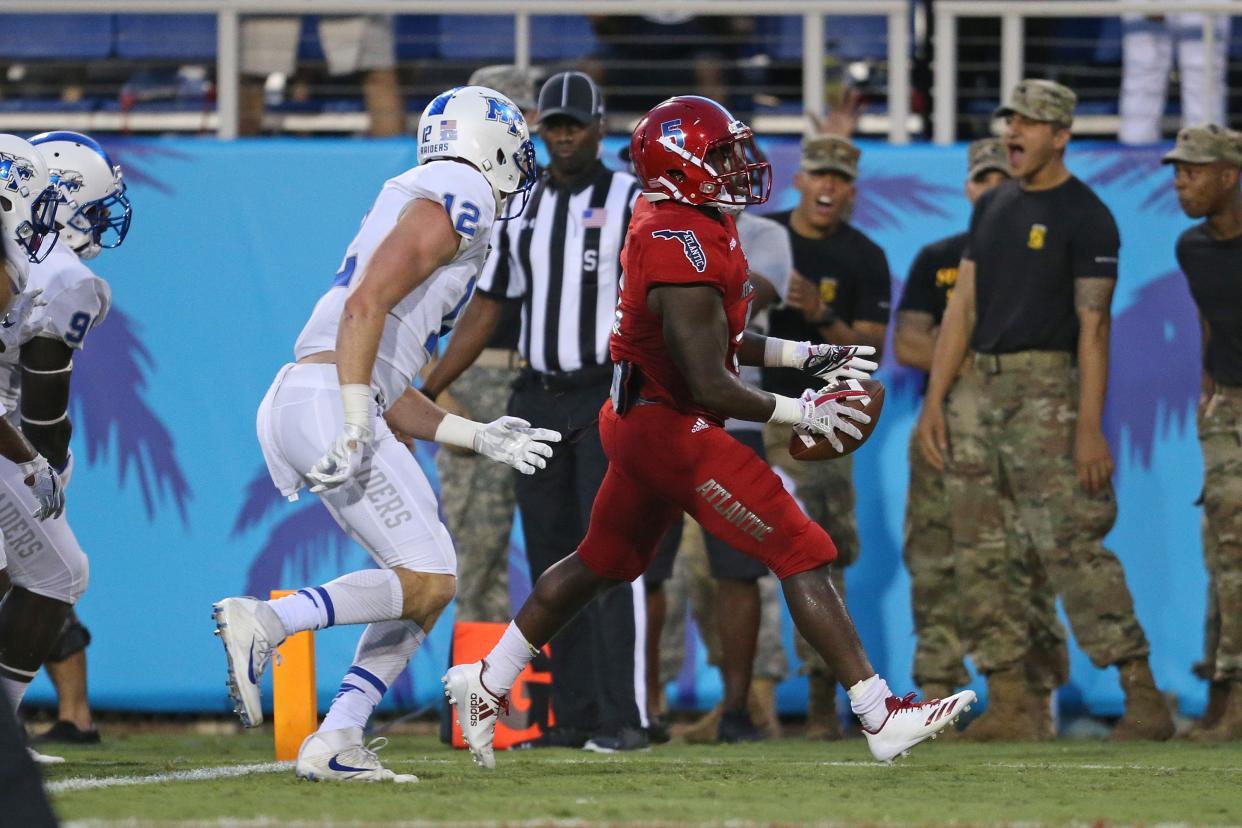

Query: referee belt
left=520, top=363, right=614, bottom=393
left=474, top=348, right=524, bottom=371
left=973, top=351, right=1073, bottom=374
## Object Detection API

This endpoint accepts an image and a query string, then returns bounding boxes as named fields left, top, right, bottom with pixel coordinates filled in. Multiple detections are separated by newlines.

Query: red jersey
left=610, top=198, right=752, bottom=421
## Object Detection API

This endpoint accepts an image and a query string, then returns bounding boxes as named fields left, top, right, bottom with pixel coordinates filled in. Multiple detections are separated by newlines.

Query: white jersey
left=294, top=160, right=496, bottom=408
left=0, top=241, right=110, bottom=415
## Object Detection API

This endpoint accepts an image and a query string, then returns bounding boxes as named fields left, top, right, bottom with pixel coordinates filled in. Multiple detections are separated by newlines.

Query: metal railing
left=933, top=0, right=1242, bottom=144
left=0, top=0, right=911, bottom=142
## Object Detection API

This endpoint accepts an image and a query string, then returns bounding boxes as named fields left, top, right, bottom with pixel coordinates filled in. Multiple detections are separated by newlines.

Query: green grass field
left=43, top=730, right=1242, bottom=827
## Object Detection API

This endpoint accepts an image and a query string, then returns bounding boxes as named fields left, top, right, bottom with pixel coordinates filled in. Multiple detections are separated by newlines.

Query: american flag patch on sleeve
left=582, top=208, right=608, bottom=228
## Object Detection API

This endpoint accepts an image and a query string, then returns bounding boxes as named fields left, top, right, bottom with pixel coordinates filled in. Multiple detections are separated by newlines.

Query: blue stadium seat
left=395, top=16, right=440, bottom=60
left=761, top=15, right=889, bottom=62
left=115, top=14, right=216, bottom=60
left=0, top=14, right=114, bottom=60
left=438, top=15, right=513, bottom=60
left=530, top=16, right=598, bottom=61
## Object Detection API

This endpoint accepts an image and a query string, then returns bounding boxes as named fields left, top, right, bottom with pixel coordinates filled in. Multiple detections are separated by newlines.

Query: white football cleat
left=211, top=596, right=285, bottom=728
left=863, top=689, right=976, bottom=762
left=28, top=746, right=64, bottom=764
left=442, top=660, right=507, bottom=770
left=295, top=727, right=418, bottom=783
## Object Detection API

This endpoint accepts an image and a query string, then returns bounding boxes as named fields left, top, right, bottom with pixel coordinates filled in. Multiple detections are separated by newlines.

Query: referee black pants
left=509, top=378, right=645, bottom=736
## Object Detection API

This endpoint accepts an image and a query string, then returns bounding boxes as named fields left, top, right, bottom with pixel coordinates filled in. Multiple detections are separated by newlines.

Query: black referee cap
left=536, top=71, right=604, bottom=126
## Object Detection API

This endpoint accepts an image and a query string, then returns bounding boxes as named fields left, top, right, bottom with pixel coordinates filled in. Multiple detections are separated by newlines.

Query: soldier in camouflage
left=918, top=80, right=1173, bottom=741
left=896, top=138, right=1069, bottom=738
left=424, top=65, right=536, bottom=623
left=1165, top=123, right=1242, bottom=740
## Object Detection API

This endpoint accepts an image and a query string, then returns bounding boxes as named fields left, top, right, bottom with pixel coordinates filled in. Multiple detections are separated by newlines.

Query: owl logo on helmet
left=30, top=131, right=132, bottom=261
left=0, top=134, right=60, bottom=266
left=630, top=96, right=771, bottom=215
left=417, top=86, right=538, bottom=222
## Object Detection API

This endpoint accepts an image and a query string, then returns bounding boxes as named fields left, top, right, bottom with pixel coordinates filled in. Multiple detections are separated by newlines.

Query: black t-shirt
left=763, top=212, right=892, bottom=397
left=897, top=231, right=967, bottom=326
left=967, top=176, right=1119, bottom=354
left=1177, top=224, right=1242, bottom=387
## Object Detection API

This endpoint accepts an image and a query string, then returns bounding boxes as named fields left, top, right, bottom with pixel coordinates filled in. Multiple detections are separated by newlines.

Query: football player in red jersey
left=445, top=97, right=977, bottom=765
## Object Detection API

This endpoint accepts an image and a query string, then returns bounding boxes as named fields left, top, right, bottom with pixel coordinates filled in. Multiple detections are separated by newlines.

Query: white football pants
left=257, top=363, right=456, bottom=575
left=0, top=457, right=89, bottom=604
left=1120, top=13, right=1231, bottom=144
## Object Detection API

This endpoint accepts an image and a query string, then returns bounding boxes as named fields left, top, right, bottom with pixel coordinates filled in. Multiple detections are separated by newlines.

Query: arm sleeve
left=852, top=243, right=893, bottom=324
left=637, top=224, right=728, bottom=292
left=1071, top=200, right=1120, bottom=280
left=38, top=274, right=111, bottom=350
left=405, top=163, right=497, bottom=245
left=963, top=187, right=995, bottom=261
left=897, top=245, right=941, bottom=315
left=478, top=220, right=525, bottom=300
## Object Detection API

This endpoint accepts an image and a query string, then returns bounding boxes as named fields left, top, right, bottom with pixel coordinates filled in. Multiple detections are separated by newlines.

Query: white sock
left=1, top=674, right=30, bottom=712
left=848, top=674, right=892, bottom=731
left=268, top=569, right=403, bottom=637
left=320, top=620, right=425, bottom=733
left=483, top=622, right=536, bottom=697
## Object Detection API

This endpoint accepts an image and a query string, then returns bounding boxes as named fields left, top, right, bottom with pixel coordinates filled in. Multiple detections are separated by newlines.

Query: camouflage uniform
left=942, top=370, right=1068, bottom=688
left=763, top=423, right=858, bottom=675
left=1197, top=386, right=1242, bottom=681
left=436, top=362, right=521, bottom=622
left=964, top=354, right=1148, bottom=671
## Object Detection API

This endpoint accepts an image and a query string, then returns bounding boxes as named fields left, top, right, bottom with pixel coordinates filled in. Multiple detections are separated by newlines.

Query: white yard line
left=48, top=761, right=292, bottom=793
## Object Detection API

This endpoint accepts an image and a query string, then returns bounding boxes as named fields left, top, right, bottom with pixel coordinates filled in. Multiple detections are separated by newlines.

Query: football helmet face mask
left=30, top=130, right=132, bottom=261
left=417, top=86, right=538, bottom=222
left=0, top=134, right=59, bottom=264
left=631, top=96, right=771, bottom=213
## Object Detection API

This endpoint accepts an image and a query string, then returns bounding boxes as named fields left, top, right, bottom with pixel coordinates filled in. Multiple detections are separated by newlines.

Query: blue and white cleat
left=442, top=660, right=507, bottom=770
left=295, top=727, right=418, bottom=783
left=211, top=596, right=284, bottom=728
left=863, top=689, right=977, bottom=762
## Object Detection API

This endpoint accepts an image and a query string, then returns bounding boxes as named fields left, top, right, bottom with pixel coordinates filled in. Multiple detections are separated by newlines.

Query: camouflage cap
left=967, top=137, right=1009, bottom=180
left=1161, top=124, right=1242, bottom=167
left=468, top=64, right=538, bottom=111
left=994, top=79, right=1077, bottom=125
left=800, top=134, right=860, bottom=178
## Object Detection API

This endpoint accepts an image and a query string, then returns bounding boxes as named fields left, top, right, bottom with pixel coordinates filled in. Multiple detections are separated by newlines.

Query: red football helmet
left=630, top=96, right=771, bottom=211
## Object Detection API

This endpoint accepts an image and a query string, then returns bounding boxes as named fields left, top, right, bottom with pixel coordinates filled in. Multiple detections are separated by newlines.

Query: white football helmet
left=417, top=85, right=537, bottom=220
left=30, top=131, right=131, bottom=261
left=0, top=134, right=59, bottom=266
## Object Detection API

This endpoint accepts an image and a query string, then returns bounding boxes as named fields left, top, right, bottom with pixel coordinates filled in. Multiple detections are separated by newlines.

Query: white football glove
left=306, top=423, right=373, bottom=493
left=794, top=386, right=871, bottom=454
left=474, top=416, right=561, bottom=475
left=19, top=454, right=65, bottom=521
left=0, top=289, right=45, bottom=354
left=796, top=343, right=878, bottom=383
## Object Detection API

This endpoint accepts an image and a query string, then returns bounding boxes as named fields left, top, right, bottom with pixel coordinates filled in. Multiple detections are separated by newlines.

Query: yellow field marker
left=270, top=589, right=317, bottom=761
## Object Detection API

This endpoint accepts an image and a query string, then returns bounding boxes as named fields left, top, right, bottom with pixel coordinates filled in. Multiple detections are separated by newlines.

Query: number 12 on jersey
left=443, top=193, right=480, bottom=238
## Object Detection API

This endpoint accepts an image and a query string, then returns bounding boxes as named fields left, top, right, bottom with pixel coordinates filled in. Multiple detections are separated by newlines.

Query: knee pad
left=0, top=586, right=73, bottom=674
left=47, top=610, right=91, bottom=662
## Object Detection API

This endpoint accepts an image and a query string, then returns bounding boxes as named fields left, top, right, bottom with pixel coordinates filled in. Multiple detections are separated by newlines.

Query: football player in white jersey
left=0, top=132, right=131, bottom=753
left=0, top=134, right=79, bottom=763
left=213, top=86, right=559, bottom=783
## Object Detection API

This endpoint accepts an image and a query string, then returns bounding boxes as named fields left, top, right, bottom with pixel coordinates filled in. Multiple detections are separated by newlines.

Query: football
left=788, top=378, right=885, bottom=461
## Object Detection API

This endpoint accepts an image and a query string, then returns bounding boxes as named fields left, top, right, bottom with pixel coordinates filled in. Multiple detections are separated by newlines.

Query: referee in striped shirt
left=424, top=71, right=646, bottom=752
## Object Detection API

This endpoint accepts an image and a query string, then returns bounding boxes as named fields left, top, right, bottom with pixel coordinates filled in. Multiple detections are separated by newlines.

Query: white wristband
left=767, top=394, right=804, bottom=425
left=763, top=337, right=800, bottom=369
left=340, top=384, right=373, bottom=430
left=434, top=413, right=482, bottom=450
